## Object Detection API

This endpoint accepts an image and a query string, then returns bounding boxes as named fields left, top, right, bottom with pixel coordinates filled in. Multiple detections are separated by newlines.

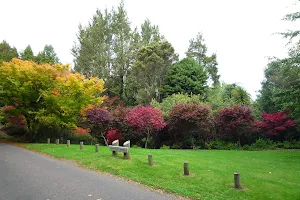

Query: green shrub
left=253, top=138, right=274, bottom=149
left=204, top=140, right=240, bottom=150
left=160, top=145, right=170, bottom=149
left=69, top=134, right=98, bottom=145
left=171, top=143, right=182, bottom=149
left=241, top=145, right=253, bottom=151
left=283, top=140, right=300, bottom=149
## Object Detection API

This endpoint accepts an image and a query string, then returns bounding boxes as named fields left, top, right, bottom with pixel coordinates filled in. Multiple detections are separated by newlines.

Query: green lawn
left=22, top=143, right=300, bottom=200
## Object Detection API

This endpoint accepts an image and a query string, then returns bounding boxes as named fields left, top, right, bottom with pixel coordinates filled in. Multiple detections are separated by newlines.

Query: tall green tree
left=259, top=2, right=300, bottom=123
left=109, top=2, right=133, bottom=98
left=280, top=1, right=300, bottom=42
left=0, top=40, right=18, bottom=62
left=72, top=2, right=134, bottom=100
left=161, top=58, right=208, bottom=98
left=140, top=19, right=164, bottom=46
left=21, top=45, right=35, bottom=61
left=130, top=41, right=178, bottom=104
left=258, top=45, right=300, bottom=122
left=72, top=9, right=112, bottom=79
left=72, top=1, right=168, bottom=104
left=186, top=33, right=220, bottom=85
left=35, top=44, right=59, bottom=64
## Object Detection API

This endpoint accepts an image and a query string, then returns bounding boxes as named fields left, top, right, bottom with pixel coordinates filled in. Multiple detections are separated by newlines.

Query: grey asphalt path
left=0, top=142, right=181, bottom=200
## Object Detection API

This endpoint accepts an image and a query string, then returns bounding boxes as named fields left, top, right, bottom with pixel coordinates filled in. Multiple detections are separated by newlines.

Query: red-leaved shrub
left=125, top=105, right=166, bottom=148
left=106, top=129, right=121, bottom=144
left=168, top=103, right=213, bottom=148
left=256, top=111, right=296, bottom=137
left=216, top=105, right=255, bottom=144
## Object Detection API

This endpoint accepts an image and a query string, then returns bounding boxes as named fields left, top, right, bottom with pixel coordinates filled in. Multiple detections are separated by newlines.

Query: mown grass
left=22, top=143, right=300, bottom=200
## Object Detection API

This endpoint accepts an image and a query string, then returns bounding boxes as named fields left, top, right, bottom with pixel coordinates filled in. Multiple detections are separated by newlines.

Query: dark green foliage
left=161, top=58, right=208, bottom=98
left=258, top=46, right=300, bottom=123
left=69, top=134, right=98, bottom=145
left=21, top=45, right=35, bottom=61
left=0, top=40, right=18, bottom=62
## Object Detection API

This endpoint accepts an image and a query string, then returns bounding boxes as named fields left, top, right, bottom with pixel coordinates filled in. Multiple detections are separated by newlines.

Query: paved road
left=0, top=142, right=180, bottom=200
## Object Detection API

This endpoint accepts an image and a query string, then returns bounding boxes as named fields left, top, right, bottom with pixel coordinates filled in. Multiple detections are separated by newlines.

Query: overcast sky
left=0, top=0, right=298, bottom=98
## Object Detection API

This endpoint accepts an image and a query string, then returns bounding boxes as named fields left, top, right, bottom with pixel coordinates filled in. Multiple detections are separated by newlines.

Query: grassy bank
left=22, top=143, right=300, bottom=200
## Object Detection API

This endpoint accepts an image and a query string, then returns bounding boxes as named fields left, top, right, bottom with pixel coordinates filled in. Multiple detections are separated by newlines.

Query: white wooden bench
left=109, top=140, right=130, bottom=159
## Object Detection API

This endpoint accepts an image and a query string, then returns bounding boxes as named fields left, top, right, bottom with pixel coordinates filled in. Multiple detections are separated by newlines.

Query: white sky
left=0, top=0, right=298, bottom=98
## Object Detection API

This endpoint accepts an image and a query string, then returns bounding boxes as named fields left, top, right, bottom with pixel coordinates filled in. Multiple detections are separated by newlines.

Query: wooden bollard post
left=234, top=172, right=242, bottom=189
left=184, top=162, right=189, bottom=176
left=56, top=139, right=59, bottom=145
left=47, top=138, right=50, bottom=144
left=112, top=140, right=119, bottom=156
left=80, top=142, right=84, bottom=150
left=148, top=154, right=153, bottom=166
left=95, top=144, right=99, bottom=152
left=123, top=141, right=130, bottom=159
left=67, top=140, right=70, bottom=147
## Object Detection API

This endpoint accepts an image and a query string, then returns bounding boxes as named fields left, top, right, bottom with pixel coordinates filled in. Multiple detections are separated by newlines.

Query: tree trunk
left=25, top=118, right=33, bottom=142
left=145, top=133, right=150, bottom=149
left=101, top=133, right=108, bottom=146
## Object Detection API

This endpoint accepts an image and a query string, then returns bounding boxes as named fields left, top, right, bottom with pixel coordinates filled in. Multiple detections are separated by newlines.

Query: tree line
left=0, top=1, right=299, bottom=149
left=0, top=41, right=59, bottom=65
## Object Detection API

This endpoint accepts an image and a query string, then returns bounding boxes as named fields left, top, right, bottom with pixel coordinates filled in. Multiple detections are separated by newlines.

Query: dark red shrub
left=216, top=105, right=255, bottom=144
left=256, top=111, right=296, bottom=138
left=85, top=108, right=111, bottom=125
left=110, top=105, right=132, bottom=138
left=125, top=105, right=166, bottom=148
left=85, top=107, right=112, bottom=145
left=168, top=103, right=214, bottom=148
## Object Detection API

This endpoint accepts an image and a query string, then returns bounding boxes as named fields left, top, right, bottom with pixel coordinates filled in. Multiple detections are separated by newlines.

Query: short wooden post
left=234, top=172, right=242, bottom=189
left=67, top=140, right=70, bottom=147
left=56, top=139, right=59, bottom=145
left=80, top=142, right=84, bottom=150
left=112, top=140, right=119, bottom=156
left=184, top=162, right=189, bottom=176
left=95, top=144, right=99, bottom=152
left=123, top=140, right=130, bottom=159
left=148, top=154, right=153, bottom=166
left=47, top=138, right=50, bottom=144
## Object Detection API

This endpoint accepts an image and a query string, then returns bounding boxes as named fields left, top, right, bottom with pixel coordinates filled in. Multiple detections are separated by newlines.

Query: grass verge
left=21, top=143, right=300, bottom=200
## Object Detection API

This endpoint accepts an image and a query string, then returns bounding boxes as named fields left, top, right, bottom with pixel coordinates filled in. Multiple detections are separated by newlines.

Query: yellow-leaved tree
left=0, top=58, right=105, bottom=141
